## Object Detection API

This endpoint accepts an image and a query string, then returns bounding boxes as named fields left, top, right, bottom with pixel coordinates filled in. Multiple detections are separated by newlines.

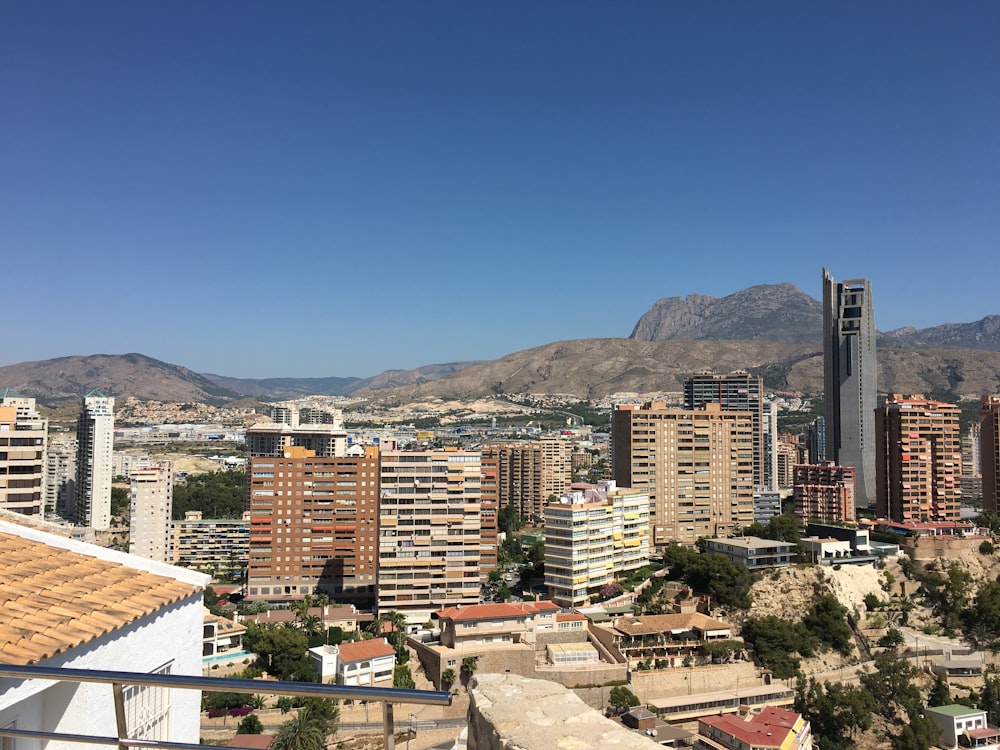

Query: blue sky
left=2, top=2, right=998, bottom=378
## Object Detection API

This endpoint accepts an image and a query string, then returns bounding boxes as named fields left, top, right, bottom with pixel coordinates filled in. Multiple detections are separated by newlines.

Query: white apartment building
left=129, top=462, right=173, bottom=563
left=75, top=391, right=115, bottom=529
left=45, top=436, right=77, bottom=518
left=544, top=479, right=649, bottom=607
left=379, top=449, right=483, bottom=623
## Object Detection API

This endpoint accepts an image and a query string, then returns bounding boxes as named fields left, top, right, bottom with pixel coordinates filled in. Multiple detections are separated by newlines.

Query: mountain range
left=2, top=283, right=998, bottom=405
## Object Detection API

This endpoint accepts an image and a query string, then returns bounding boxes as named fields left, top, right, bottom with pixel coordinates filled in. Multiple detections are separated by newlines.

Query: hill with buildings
left=202, top=361, right=481, bottom=400
left=368, top=339, right=1000, bottom=402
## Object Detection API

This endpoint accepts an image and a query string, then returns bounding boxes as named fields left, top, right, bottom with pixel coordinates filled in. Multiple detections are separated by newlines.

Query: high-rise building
left=245, top=408, right=348, bottom=460
left=129, top=462, right=173, bottom=563
left=761, top=401, right=780, bottom=492
left=481, top=439, right=572, bottom=523
left=246, top=445, right=380, bottom=605
left=982, top=397, right=1000, bottom=513
left=962, top=423, right=983, bottom=506
left=612, top=401, right=755, bottom=547
left=45, top=436, right=77, bottom=518
left=793, top=461, right=856, bottom=524
left=379, top=449, right=483, bottom=622
left=684, top=372, right=765, bottom=488
left=876, top=394, right=962, bottom=523
left=0, top=390, right=48, bottom=516
left=171, top=510, right=249, bottom=576
left=804, top=416, right=827, bottom=464
left=74, top=391, right=115, bottom=529
left=823, top=268, right=877, bottom=508
left=544, top=480, right=649, bottom=607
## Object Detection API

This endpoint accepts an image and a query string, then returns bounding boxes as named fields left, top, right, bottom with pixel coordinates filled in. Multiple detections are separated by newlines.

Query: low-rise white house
left=0, top=519, right=209, bottom=748
left=309, top=638, right=396, bottom=686
left=926, top=704, right=1000, bottom=750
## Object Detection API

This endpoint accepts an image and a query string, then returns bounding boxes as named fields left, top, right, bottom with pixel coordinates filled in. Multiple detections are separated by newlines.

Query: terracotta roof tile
left=0, top=530, right=202, bottom=665
left=336, top=638, right=396, bottom=663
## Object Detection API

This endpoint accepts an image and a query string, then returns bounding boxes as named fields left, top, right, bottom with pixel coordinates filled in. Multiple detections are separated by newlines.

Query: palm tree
left=272, top=713, right=324, bottom=750
left=460, top=656, right=479, bottom=690
left=441, top=668, right=457, bottom=692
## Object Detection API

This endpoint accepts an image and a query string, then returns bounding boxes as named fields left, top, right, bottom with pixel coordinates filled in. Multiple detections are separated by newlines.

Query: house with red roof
left=695, top=706, right=812, bottom=750
left=308, top=637, right=396, bottom=686
left=435, top=601, right=561, bottom=648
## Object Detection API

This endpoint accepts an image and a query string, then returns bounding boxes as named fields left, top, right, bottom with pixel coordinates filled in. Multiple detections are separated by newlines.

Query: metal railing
left=0, top=663, right=452, bottom=750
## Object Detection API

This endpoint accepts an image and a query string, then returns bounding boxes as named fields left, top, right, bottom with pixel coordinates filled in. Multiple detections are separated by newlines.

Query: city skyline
left=3, top=3, right=998, bottom=377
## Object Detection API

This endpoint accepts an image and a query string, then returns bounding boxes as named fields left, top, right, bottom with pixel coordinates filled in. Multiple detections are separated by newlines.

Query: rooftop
left=335, top=638, right=396, bottom=663
left=611, top=612, right=731, bottom=636
left=0, top=522, right=203, bottom=665
left=435, top=601, right=560, bottom=622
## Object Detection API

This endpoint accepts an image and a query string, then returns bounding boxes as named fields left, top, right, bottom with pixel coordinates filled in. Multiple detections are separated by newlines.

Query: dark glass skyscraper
left=823, top=268, right=877, bottom=509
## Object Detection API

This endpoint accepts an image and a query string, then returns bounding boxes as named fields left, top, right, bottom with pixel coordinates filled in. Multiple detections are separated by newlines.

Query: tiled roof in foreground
left=0, top=530, right=201, bottom=665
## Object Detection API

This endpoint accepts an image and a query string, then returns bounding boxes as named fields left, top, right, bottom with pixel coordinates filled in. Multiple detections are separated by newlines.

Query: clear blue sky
left=2, top=2, right=997, bottom=378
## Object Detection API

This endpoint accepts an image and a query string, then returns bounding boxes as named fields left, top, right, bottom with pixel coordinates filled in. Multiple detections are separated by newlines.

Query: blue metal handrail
left=0, top=663, right=452, bottom=750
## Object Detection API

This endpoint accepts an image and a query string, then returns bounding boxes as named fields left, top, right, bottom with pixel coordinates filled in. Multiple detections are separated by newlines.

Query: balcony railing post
left=384, top=701, right=395, bottom=750
left=113, top=682, right=129, bottom=750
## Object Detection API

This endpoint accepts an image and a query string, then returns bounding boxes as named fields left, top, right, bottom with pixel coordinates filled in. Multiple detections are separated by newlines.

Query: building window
left=123, top=662, right=173, bottom=741
left=2, top=721, right=14, bottom=750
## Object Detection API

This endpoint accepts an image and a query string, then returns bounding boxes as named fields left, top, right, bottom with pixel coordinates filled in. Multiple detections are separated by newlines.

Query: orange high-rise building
left=982, top=396, right=1000, bottom=513
left=876, top=395, right=962, bottom=523
left=247, top=445, right=380, bottom=605
left=793, top=461, right=856, bottom=524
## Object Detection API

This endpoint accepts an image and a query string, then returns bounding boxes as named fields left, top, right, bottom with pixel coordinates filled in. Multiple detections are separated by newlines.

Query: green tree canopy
left=608, top=686, right=640, bottom=713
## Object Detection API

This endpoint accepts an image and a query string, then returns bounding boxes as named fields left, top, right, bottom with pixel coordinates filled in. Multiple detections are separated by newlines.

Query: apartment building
left=129, top=462, right=173, bottom=563
left=45, top=436, right=77, bottom=518
left=793, top=461, right=856, bottom=524
left=245, top=411, right=348, bottom=460
left=378, top=449, right=483, bottom=622
left=612, top=401, right=755, bottom=547
left=0, top=390, right=47, bottom=516
left=75, top=391, right=115, bottom=529
left=695, top=707, right=812, bottom=750
left=684, top=371, right=765, bottom=488
left=544, top=480, right=649, bottom=607
left=962, top=424, right=983, bottom=506
left=481, top=439, right=572, bottom=523
left=171, top=510, right=249, bottom=575
left=876, top=394, right=962, bottom=523
left=246, top=444, right=380, bottom=605
left=983, top=397, right=1000, bottom=514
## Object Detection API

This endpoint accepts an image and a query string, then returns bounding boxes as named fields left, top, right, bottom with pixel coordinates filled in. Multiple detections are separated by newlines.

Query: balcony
left=0, top=663, right=451, bottom=750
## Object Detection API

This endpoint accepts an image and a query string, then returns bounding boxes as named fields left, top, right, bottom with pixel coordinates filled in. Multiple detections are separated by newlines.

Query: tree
left=803, top=594, right=853, bottom=655
left=441, top=668, right=457, bottom=691
left=796, top=678, right=874, bottom=750
left=928, top=677, right=951, bottom=708
left=892, top=713, right=940, bottom=750
left=237, top=714, right=264, bottom=735
left=860, top=651, right=921, bottom=720
left=981, top=676, right=1000, bottom=726
left=299, top=698, right=339, bottom=739
left=272, top=713, right=325, bottom=750
left=393, top=664, right=415, bottom=689
left=461, top=656, right=479, bottom=688
left=608, top=686, right=640, bottom=714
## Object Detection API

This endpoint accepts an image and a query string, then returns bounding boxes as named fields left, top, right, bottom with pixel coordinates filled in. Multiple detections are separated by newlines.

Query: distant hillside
left=0, top=354, right=483, bottom=405
left=370, top=338, right=1000, bottom=402
left=879, top=315, right=1000, bottom=351
left=630, top=283, right=823, bottom=344
left=0, top=353, right=241, bottom=405
left=202, top=361, right=482, bottom=400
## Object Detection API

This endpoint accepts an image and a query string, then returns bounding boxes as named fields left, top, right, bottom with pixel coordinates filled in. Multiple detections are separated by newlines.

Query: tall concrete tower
left=75, top=390, right=115, bottom=529
left=823, top=268, right=877, bottom=509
